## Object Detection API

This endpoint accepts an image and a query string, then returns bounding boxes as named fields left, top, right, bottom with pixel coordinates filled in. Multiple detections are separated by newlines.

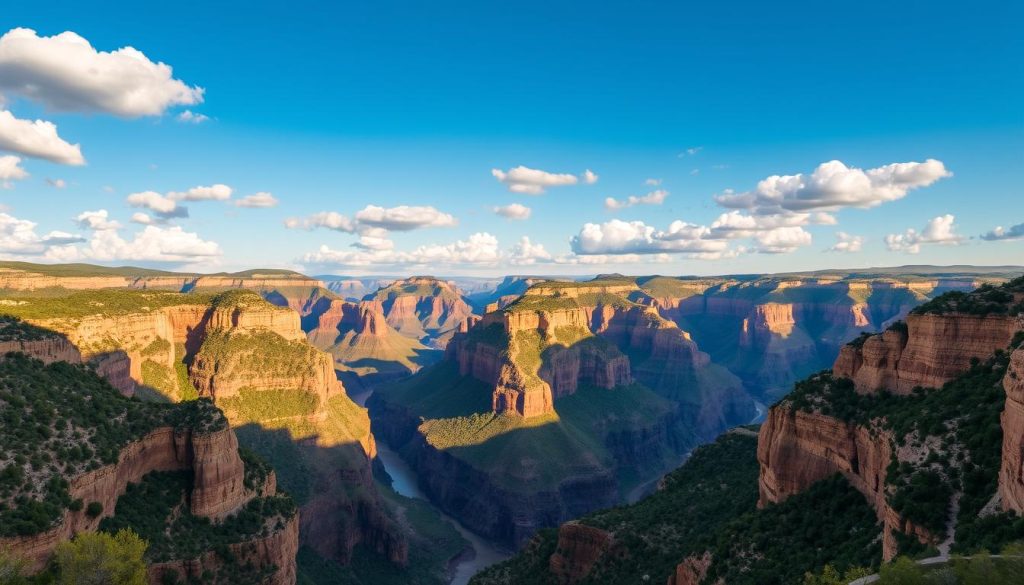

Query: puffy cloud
left=570, top=219, right=727, bottom=256
left=827, top=231, right=864, bottom=253
left=715, top=159, right=951, bottom=214
left=285, top=211, right=355, bottom=233
left=46, top=178, right=66, bottom=188
left=126, top=190, right=187, bottom=219
left=509, top=237, right=552, bottom=265
left=644, top=178, right=662, bottom=186
left=0, top=28, right=203, bottom=117
left=491, top=165, right=595, bottom=194
left=130, top=212, right=156, bottom=225
left=303, top=232, right=501, bottom=267
left=234, top=192, right=278, bottom=208
left=0, top=212, right=50, bottom=254
left=885, top=214, right=964, bottom=254
left=75, top=209, right=121, bottom=231
left=59, top=225, right=221, bottom=262
left=354, top=205, right=457, bottom=231
left=980, top=222, right=1024, bottom=242
left=604, top=189, right=668, bottom=210
left=554, top=252, right=676, bottom=265
left=753, top=226, right=812, bottom=254
left=0, top=155, right=28, bottom=187
left=176, top=110, right=209, bottom=124
left=706, top=210, right=830, bottom=243
left=352, top=227, right=395, bottom=251
left=493, top=203, right=531, bottom=220
left=0, top=110, right=84, bottom=164
left=168, top=183, right=232, bottom=201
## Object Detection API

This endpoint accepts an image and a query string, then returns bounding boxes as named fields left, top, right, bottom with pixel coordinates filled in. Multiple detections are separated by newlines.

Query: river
left=351, top=389, right=511, bottom=584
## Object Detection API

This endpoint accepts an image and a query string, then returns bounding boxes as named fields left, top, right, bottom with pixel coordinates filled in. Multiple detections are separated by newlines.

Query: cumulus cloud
left=303, top=232, right=501, bottom=268
left=827, top=231, right=864, bottom=253
left=0, top=212, right=53, bottom=254
left=753, top=226, right=812, bottom=254
left=0, top=28, right=203, bottom=117
left=285, top=211, right=356, bottom=233
left=885, top=214, right=964, bottom=254
left=234, top=192, right=278, bottom=208
left=604, top=189, right=668, bottom=210
left=493, top=203, right=531, bottom=220
left=126, top=190, right=187, bottom=219
left=75, top=209, right=121, bottom=231
left=0, top=155, right=28, bottom=187
left=491, top=166, right=595, bottom=194
left=0, top=110, right=84, bottom=164
left=130, top=212, right=156, bottom=225
left=980, top=222, right=1024, bottom=242
left=46, top=178, right=66, bottom=188
left=715, top=159, right=951, bottom=214
left=55, top=225, right=221, bottom=262
left=168, top=183, right=232, bottom=201
left=354, top=205, right=457, bottom=231
left=509, top=237, right=552, bottom=265
left=707, top=210, right=831, bottom=240
left=176, top=110, right=209, bottom=124
left=570, top=219, right=728, bottom=256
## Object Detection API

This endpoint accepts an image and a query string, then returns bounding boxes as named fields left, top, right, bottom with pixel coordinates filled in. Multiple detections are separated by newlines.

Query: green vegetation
left=0, top=316, right=58, bottom=342
left=193, top=329, right=321, bottom=382
left=0, top=352, right=225, bottom=537
left=98, top=470, right=295, bottom=565
left=912, top=279, right=1023, bottom=316
left=0, top=261, right=183, bottom=278
left=0, top=289, right=212, bottom=322
left=218, top=387, right=320, bottom=423
left=806, top=545, right=1024, bottom=585
left=53, top=528, right=148, bottom=585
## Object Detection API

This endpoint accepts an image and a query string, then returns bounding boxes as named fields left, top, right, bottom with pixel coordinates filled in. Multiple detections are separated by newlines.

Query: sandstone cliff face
left=834, top=313, right=1021, bottom=394
left=666, top=552, right=714, bottom=585
left=999, top=348, right=1024, bottom=514
left=756, top=406, right=928, bottom=560
left=371, top=277, right=476, bottom=348
left=0, top=425, right=256, bottom=571
left=548, top=522, right=616, bottom=584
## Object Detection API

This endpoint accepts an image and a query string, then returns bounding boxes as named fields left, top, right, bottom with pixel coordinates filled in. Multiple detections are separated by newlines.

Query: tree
left=53, top=529, right=147, bottom=585
left=0, top=548, right=30, bottom=585
left=877, top=556, right=926, bottom=585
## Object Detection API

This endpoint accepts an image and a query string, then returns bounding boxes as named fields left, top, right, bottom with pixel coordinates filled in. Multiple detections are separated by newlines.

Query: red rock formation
left=548, top=523, right=616, bottom=584
left=756, top=406, right=931, bottom=560
left=667, top=552, right=714, bottom=585
left=0, top=425, right=258, bottom=571
left=1000, top=348, right=1024, bottom=513
left=834, top=313, right=1021, bottom=394
left=372, top=277, right=476, bottom=348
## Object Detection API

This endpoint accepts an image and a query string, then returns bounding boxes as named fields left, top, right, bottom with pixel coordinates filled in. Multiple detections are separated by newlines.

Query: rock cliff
left=999, top=347, right=1024, bottom=513
left=367, top=276, right=477, bottom=348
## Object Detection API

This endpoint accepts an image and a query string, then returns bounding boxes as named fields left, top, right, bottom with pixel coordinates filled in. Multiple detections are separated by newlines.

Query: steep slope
left=0, top=343, right=297, bottom=584
left=367, top=276, right=478, bottom=348
left=304, top=297, right=440, bottom=391
left=370, top=277, right=754, bottom=548
left=638, top=274, right=994, bottom=401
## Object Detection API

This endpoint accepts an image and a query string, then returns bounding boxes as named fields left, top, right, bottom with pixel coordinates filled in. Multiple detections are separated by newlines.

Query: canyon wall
left=1000, top=348, right=1024, bottom=513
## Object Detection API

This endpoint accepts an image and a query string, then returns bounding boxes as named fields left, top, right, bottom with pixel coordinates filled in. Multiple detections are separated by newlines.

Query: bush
left=54, top=529, right=148, bottom=585
left=85, top=502, right=103, bottom=518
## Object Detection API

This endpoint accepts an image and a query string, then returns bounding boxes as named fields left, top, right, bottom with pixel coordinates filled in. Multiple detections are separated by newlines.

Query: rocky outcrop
left=667, top=552, right=714, bottom=585
left=1000, top=348, right=1024, bottom=514
left=548, top=523, right=616, bottom=584
left=0, top=424, right=256, bottom=571
left=834, top=313, right=1021, bottom=394
left=147, top=512, right=299, bottom=585
left=756, top=406, right=930, bottom=560
left=370, top=277, right=476, bottom=348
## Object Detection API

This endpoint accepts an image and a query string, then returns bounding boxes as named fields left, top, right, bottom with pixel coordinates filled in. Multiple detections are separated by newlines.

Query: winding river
left=351, top=389, right=511, bottom=584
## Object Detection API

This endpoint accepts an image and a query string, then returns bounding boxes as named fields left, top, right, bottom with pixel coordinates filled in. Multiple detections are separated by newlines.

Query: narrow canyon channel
left=351, top=389, right=512, bottom=584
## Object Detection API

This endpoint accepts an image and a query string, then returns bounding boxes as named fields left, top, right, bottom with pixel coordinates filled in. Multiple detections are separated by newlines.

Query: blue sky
left=0, top=0, right=1021, bottom=275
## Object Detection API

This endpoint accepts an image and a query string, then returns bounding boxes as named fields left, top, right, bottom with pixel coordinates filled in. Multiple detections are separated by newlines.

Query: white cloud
left=168, top=183, right=232, bottom=201
left=0, top=212, right=50, bottom=254
left=130, top=212, right=156, bottom=225
left=827, top=231, right=864, bottom=253
left=885, top=214, right=964, bottom=254
left=354, top=205, right=457, bottom=230
left=509, top=236, right=552, bottom=265
left=679, top=146, right=702, bottom=157
left=491, top=165, right=594, bottom=194
left=176, top=110, right=209, bottom=124
left=707, top=210, right=831, bottom=240
left=980, top=222, right=1024, bottom=242
left=0, top=155, right=28, bottom=187
left=570, top=219, right=727, bottom=256
left=52, top=224, right=221, bottom=262
left=493, top=203, right=531, bottom=220
left=554, top=252, right=676, bottom=265
left=75, top=209, right=121, bottom=231
left=644, top=178, right=662, bottom=186
left=0, top=28, right=203, bottom=117
left=604, top=189, right=668, bottom=210
left=234, top=192, right=278, bottom=208
left=753, top=226, right=812, bottom=254
left=285, top=211, right=355, bottom=232
left=0, top=110, right=84, bottom=164
left=126, top=190, right=187, bottom=218
left=352, top=227, right=394, bottom=251
left=303, top=232, right=501, bottom=267
left=46, top=177, right=65, bottom=188
left=715, top=159, right=952, bottom=214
